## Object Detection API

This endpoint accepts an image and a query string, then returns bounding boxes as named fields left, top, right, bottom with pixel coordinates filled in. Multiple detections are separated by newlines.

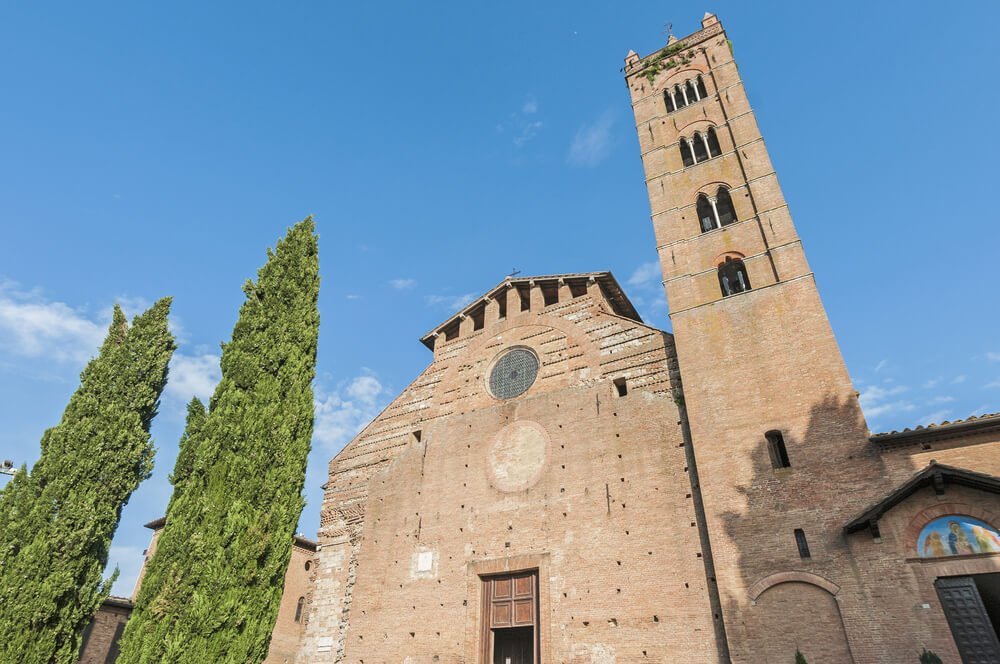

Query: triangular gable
left=844, top=462, right=1000, bottom=537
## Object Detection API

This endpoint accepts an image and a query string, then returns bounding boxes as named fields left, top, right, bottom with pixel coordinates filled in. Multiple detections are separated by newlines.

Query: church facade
left=298, top=14, right=1000, bottom=663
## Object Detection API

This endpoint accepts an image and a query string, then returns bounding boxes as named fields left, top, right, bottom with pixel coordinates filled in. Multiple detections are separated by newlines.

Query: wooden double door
left=481, top=571, right=538, bottom=664
left=936, top=575, right=1000, bottom=663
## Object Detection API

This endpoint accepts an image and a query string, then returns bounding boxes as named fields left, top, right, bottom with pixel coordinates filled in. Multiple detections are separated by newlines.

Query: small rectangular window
left=516, top=285, right=531, bottom=312
left=443, top=321, right=460, bottom=341
left=471, top=306, right=485, bottom=331
left=568, top=280, right=588, bottom=298
left=541, top=283, right=559, bottom=307
left=766, top=431, right=791, bottom=468
left=497, top=293, right=507, bottom=320
left=794, top=529, right=811, bottom=559
left=613, top=378, right=628, bottom=397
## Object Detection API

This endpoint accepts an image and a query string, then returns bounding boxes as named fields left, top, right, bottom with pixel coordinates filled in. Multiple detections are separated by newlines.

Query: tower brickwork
left=625, top=14, right=1000, bottom=664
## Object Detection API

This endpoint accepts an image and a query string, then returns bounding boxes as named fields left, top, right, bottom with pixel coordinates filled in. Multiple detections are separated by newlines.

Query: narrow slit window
left=696, top=75, right=708, bottom=99
left=766, top=430, right=791, bottom=468
left=295, top=596, right=305, bottom=623
left=497, top=293, right=507, bottom=320
left=794, top=529, right=811, bottom=559
left=718, top=257, right=751, bottom=296
left=614, top=378, right=628, bottom=397
left=412, top=430, right=422, bottom=443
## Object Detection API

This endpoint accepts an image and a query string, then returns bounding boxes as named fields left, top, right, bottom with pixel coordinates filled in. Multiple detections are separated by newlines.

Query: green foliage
left=119, top=218, right=320, bottom=663
left=919, top=649, right=942, bottom=664
left=167, top=397, right=207, bottom=510
left=0, top=300, right=176, bottom=663
left=639, top=41, right=694, bottom=84
left=795, top=650, right=808, bottom=664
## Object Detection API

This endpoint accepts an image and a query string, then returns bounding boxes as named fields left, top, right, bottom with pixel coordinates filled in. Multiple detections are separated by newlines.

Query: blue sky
left=1, top=2, right=999, bottom=596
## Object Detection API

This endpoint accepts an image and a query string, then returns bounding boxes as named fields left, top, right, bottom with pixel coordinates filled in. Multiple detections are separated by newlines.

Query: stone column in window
left=708, top=196, right=722, bottom=229
left=667, top=89, right=678, bottom=111
left=700, top=132, right=712, bottom=158
left=679, top=84, right=689, bottom=106
left=691, top=80, right=701, bottom=101
left=685, top=138, right=698, bottom=164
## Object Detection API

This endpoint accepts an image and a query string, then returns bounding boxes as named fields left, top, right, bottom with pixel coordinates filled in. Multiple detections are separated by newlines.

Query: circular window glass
left=489, top=348, right=539, bottom=400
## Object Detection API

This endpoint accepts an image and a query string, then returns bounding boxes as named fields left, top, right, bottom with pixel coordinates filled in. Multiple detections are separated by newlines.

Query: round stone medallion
left=488, top=420, right=549, bottom=492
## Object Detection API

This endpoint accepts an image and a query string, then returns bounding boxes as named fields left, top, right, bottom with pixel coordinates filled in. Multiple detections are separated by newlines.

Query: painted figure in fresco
left=947, top=520, right=976, bottom=555
left=970, top=524, right=1000, bottom=553
left=923, top=531, right=946, bottom=558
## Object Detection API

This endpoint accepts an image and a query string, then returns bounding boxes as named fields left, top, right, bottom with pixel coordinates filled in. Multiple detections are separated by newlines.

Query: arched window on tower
left=718, top=256, right=751, bottom=296
left=697, top=195, right=717, bottom=232
left=295, top=597, right=305, bottom=623
left=685, top=79, right=699, bottom=102
left=692, top=132, right=709, bottom=162
left=707, top=127, right=722, bottom=157
left=675, top=84, right=688, bottom=108
left=715, top=187, right=737, bottom=226
left=664, top=89, right=676, bottom=113
left=680, top=140, right=695, bottom=167
left=696, top=75, right=708, bottom=99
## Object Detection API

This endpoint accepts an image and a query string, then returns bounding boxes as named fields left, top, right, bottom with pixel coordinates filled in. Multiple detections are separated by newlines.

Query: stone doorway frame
left=467, top=553, right=551, bottom=664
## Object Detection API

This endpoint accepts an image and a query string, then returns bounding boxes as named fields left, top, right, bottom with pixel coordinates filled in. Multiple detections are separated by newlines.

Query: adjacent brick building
left=77, top=521, right=317, bottom=663
left=297, top=13, right=1000, bottom=664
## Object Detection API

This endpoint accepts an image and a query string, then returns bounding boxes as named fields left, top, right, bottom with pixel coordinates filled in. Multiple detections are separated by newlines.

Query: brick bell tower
left=625, top=14, right=879, bottom=662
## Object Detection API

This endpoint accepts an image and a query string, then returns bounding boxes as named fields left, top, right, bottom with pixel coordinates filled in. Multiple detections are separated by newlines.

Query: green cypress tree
left=119, top=218, right=319, bottom=663
left=167, top=397, right=207, bottom=510
left=0, top=299, right=175, bottom=663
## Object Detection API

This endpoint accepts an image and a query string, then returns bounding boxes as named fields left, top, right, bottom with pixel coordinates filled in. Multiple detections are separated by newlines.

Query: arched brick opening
left=749, top=580, right=853, bottom=663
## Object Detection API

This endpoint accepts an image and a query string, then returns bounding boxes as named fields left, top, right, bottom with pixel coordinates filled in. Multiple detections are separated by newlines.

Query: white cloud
left=859, top=384, right=914, bottom=418
left=917, top=410, right=953, bottom=426
left=986, top=378, right=1000, bottom=389
left=926, top=395, right=956, bottom=405
left=165, top=353, right=221, bottom=402
left=313, top=371, right=391, bottom=451
left=345, top=294, right=361, bottom=300
left=952, top=375, right=967, bottom=384
left=874, top=359, right=888, bottom=373
left=107, top=545, right=146, bottom=598
left=426, top=293, right=476, bottom=312
left=389, top=278, right=417, bottom=290
left=522, top=99, right=538, bottom=114
left=0, top=281, right=106, bottom=363
left=568, top=112, right=615, bottom=167
left=922, top=377, right=940, bottom=389
left=513, top=121, right=543, bottom=148
left=987, top=352, right=1000, bottom=362
left=627, top=261, right=661, bottom=287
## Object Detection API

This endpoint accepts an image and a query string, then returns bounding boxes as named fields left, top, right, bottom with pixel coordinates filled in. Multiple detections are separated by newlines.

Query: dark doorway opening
left=936, top=573, right=1000, bottom=662
left=493, top=626, right=533, bottom=664
left=481, top=571, right=539, bottom=664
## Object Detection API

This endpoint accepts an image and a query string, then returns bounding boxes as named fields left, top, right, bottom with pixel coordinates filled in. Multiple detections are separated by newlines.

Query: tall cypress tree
left=167, top=397, right=207, bottom=510
left=119, top=218, right=320, bottom=663
left=0, top=299, right=175, bottom=663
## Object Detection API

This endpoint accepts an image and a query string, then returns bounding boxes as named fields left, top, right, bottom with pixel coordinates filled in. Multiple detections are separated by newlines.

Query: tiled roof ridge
left=871, top=411, right=1000, bottom=439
